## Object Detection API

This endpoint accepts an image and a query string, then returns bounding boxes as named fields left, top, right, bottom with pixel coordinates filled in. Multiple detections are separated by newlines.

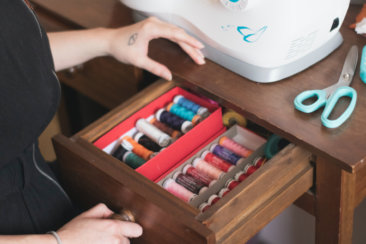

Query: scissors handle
left=321, top=86, right=357, bottom=128
left=294, top=89, right=327, bottom=113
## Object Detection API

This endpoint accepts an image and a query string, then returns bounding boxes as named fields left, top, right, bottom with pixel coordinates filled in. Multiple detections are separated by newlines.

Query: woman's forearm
left=0, top=234, right=56, bottom=244
left=48, top=28, right=113, bottom=72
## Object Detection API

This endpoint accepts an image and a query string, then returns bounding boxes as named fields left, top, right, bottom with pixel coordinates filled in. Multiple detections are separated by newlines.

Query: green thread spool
left=167, top=102, right=202, bottom=124
left=123, top=151, right=146, bottom=169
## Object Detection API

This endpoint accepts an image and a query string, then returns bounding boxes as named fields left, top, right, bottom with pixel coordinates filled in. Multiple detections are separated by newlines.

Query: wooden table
left=32, top=1, right=366, bottom=243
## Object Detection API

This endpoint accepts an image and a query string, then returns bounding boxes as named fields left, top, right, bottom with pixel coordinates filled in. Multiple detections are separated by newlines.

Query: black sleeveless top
left=0, top=0, right=75, bottom=234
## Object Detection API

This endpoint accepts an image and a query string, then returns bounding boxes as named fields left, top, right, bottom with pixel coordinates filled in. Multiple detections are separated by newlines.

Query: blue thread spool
left=210, top=143, right=244, bottom=165
left=167, top=102, right=202, bottom=124
left=174, top=95, right=210, bottom=118
left=134, top=132, right=163, bottom=152
left=155, top=108, right=193, bottom=133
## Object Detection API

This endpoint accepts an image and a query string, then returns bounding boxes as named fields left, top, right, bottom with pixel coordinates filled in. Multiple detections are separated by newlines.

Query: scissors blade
left=337, top=45, right=358, bottom=87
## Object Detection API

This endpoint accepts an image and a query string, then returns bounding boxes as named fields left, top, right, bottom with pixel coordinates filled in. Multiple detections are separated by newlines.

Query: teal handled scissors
left=294, top=45, right=358, bottom=128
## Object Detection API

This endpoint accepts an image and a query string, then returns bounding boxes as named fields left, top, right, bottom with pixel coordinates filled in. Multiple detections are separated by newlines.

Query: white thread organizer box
left=53, top=80, right=313, bottom=244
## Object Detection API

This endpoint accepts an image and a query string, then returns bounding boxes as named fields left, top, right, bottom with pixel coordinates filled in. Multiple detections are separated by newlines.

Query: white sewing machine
left=120, top=0, right=350, bottom=83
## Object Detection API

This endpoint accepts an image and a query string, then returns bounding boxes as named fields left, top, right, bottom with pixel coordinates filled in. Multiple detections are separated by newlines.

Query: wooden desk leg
left=315, top=157, right=356, bottom=244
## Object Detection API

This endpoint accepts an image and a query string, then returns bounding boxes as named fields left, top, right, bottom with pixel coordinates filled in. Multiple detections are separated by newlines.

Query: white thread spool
left=136, top=118, right=172, bottom=147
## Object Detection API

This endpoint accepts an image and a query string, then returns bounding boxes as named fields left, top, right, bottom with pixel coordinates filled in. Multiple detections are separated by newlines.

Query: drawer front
left=53, top=134, right=215, bottom=244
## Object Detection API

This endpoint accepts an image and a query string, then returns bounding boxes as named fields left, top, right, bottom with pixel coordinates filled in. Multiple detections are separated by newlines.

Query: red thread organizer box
left=93, top=87, right=225, bottom=182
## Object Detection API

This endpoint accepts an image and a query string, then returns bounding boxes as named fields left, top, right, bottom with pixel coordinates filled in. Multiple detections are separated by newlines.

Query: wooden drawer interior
left=53, top=80, right=313, bottom=243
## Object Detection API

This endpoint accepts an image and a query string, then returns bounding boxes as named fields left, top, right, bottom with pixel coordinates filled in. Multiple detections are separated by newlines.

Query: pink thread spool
left=193, top=158, right=224, bottom=180
left=201, top=151, right=235, bottom=172
left=218, top=188, right=231, bottom=198
left=234, top=171, right=248, bottom=182
left=244, top=163, right=257, bottom=176
left=219, top=136, right=253, bottom=158
left=183, top=165, right=216, bottom=187
left=225, top=179, right=240, bottom=190
left=163, top=178, right=196, bottom=202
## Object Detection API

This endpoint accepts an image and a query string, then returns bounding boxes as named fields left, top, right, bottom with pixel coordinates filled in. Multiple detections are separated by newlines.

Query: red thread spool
left=163, top=179, right=196, bottom=202
left=253, top=156, right=267, bottom=169
left=225, top=179, right=240, bottom=190
left=183, top=165, right=216, bottom=187
left=201, top=151, right=235, bottom=172
left=199, top=202, right=211, bottom=213
left=244, top=163, right=257, bottom=176
left=234, top=171, right=248, bottom=182
left=193, top=158, right=224, bottom=180
left=207, top=194, right=221, bottom=205
left=218, top=188, right=231, bottom=198
left=219, top=136, right=253, bottom=158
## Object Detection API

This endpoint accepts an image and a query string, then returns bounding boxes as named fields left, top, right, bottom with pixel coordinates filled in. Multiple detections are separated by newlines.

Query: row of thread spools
left=112, top=95, right=210, bottom=168
left=162, top=135, right=267, bottom=212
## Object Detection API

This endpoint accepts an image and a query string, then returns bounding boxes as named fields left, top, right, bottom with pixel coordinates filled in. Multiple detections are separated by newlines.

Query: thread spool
left=183, top=165, right=216, bottom=187
left=234, top=171, right=247, bottom=182
left=150, top=118, right=182, bottom=140
left=173, top=95, right=209, bottom=118
left=253, top=156, right=267, bottom=169
left=167, top=102, right=202, bottom=125
left=173, top=172, right=207, bottom=195
left=199, top=202, right=211, bottom=212
left=192, top=158, right=224, bottom=180
left=156, top=108, right=193, bottom=134
left=225, top=179, right=240, bottom=190
left=136, top=118, right=172, bottom=147
left=112, top=144, right=128, bottom=161
left=163, top=178, right=196, bottom=202
left=222, top=110, right=247, bottom=128
left=201, top=151, right=235, bottom=172
left=134, top=132, right=162, bottom=152
left=207, top=194, right=221, bottom=205
left=122, top=151, right=146, bottom=169
left=210, top=144, right=244, bottom=165
left=219, top=136, right=252, bottom=158
left=244, top=163, right=257, bottom=176
left=122, top=136, right=154, bottom=160
left=218, top=188, right=230, bottom=198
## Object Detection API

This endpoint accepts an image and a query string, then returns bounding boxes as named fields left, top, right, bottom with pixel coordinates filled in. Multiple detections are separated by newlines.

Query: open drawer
left=53, top=80, right=313, bottom=244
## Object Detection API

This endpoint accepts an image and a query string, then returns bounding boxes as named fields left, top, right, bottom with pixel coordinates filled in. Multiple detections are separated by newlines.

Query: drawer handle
left=110, top=209, right=135, bottom=223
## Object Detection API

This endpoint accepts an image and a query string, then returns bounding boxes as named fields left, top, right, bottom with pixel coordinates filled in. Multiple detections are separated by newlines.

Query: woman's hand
left=106, top=16, right=205, bottom=80
left=57, top=203, right=142, bottom=244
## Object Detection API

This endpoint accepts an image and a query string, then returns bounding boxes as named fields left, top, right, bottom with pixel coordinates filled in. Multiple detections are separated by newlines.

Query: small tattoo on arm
left=128, top=33, right=138, bottom=46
